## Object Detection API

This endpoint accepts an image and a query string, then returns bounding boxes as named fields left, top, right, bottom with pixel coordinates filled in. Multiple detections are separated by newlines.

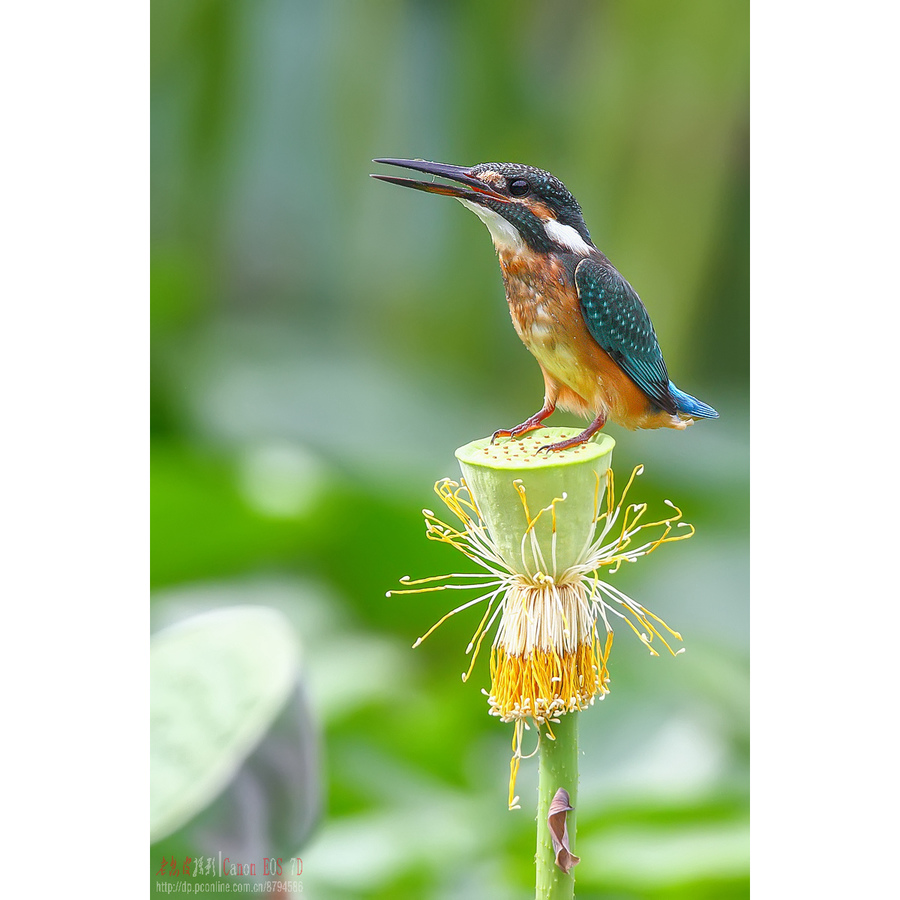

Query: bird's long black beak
left=370, top=158, right=508, bottom=203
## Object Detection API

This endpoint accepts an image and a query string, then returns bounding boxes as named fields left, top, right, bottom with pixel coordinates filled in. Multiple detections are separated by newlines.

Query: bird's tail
left=668, top=382, right=719, bottom=419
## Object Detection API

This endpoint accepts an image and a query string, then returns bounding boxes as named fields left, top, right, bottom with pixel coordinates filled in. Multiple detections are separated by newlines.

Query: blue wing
left=575, top=257, right=677, bottom=414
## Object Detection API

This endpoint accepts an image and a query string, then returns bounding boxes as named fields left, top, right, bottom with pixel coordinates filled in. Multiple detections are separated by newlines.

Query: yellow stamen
left=489, top=630, right=610, bottom=722
left=463, top=591, right=505, bottom=682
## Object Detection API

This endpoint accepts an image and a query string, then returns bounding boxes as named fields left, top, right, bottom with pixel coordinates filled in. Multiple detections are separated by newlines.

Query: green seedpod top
left=455, top=429, right=615, bottom=576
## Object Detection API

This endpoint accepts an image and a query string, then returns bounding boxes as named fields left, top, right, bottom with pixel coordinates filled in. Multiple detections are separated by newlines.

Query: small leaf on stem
left=548, top=788, right=580, bottom=874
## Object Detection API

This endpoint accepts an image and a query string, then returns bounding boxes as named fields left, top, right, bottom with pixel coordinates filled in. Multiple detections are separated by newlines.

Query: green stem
left=535, top=712, right=579, bottom=899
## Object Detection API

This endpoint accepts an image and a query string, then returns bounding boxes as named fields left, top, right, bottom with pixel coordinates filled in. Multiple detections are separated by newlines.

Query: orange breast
left=498, top=251, right=685, bottom=431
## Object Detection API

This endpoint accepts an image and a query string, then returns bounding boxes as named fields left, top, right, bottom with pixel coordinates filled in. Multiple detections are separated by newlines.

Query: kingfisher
left=371, top=158, right=718, bottom=452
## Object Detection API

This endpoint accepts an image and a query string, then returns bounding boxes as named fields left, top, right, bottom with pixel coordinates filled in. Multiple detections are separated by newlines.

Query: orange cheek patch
left=527, top=201, right=554, bottom=221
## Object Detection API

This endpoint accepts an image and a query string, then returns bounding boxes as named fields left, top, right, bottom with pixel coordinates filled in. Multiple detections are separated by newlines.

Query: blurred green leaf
left=150, top=606, right=300, bottom=841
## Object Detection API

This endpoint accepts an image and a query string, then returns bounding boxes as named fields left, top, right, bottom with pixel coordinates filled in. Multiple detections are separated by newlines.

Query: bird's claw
left=491, top=417, right=549, bottom=445
left=491, top=427, right=541, bottom=445
left=537, top=426, right=600, bottom=453
left=537, top=435, right=590, bottom=454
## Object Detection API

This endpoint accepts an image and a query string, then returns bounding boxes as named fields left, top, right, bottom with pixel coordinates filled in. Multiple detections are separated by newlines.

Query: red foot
left=538, top=412, right=607, bottom=453
left=491, top=406, right=554, bottom=444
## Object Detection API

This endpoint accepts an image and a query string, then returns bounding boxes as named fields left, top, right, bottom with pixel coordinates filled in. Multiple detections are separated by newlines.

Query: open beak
left=370, top=158, right=508, bottom=204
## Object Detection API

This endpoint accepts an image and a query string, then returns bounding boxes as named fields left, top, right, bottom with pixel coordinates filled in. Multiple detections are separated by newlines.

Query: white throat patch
left=458, top=199, right=525, bottom=252
left=543, top=218, right=593, bottom=255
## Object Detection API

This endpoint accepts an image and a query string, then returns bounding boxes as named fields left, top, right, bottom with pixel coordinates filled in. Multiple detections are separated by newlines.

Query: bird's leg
left=491, top=400, right=556, bottom=444
left=492, top=371, right=559, bottom=444
left=538, top=409, right=608, bottom=453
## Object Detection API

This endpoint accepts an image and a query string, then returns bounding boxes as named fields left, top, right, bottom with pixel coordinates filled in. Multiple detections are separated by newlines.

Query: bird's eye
left=509, top=179, right=530, bottom=197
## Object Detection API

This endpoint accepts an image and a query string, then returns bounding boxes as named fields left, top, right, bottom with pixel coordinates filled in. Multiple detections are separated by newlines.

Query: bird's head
left=371, top=159, right=594, bottom=256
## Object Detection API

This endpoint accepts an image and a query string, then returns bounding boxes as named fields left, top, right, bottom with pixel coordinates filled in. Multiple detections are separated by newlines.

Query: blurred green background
left=151, top=1, right=748, bottom=897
